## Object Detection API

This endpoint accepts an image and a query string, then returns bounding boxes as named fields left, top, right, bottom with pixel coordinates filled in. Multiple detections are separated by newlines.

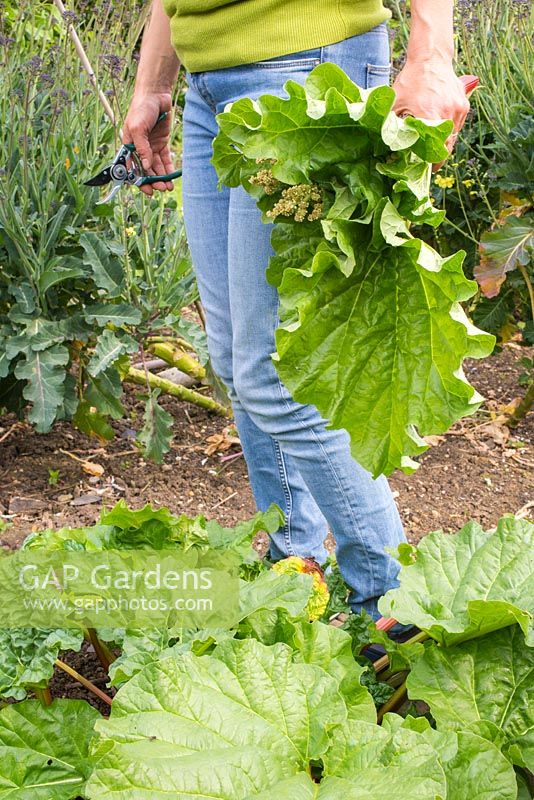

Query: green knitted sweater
left=162, top=0, right=390, bottom=73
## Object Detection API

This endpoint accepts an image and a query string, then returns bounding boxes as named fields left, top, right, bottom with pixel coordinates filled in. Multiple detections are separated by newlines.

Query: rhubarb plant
left=212, top=64, right=495, bottom=477
left=378, top=516, right=534, bottom=645
left=0, top=506, right=531, bottom=799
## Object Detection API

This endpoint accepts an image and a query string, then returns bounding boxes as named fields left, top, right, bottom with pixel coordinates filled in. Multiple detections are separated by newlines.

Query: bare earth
left=0, top=345, right=532, bottom=552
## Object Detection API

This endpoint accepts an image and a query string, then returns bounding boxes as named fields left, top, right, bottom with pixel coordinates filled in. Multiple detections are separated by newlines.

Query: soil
left=0, top=344, right=532, bottom=552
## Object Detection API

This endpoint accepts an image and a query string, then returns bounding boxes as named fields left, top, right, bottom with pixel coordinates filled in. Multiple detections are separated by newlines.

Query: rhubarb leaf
left=86, top=638, right=347, bottom=799
left=212, top=63, right=494, bottom=477
left=378, top=516, right=534, bottom=645
left=0, top=628, right=83, bottom=701
left=0, top=699, right=99, bottom=799
left=289, top=620, right=376, bottom=722
left=407, top=625, right=534, bottom=770
left=383, top=715, right=518, bottom=800
left=272, top=233, right=491, bottom=476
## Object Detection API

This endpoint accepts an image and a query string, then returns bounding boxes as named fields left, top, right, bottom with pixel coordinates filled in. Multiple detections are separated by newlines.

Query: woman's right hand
left=122, top=91, right=175, bottom=195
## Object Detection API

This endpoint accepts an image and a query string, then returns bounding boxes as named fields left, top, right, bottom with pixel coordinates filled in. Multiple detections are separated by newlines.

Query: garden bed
left=1, top=344, right=532, bottom=552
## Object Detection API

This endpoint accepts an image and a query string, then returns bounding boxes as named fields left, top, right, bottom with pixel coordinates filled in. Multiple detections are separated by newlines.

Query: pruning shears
left=84, top=111, right=182, bottom=204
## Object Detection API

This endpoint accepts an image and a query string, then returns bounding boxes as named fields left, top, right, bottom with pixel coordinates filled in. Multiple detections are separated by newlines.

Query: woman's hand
left=393, top=60, right=470, bottom=170
left=394, top=0, right=470, bottom=170
left=122, top=91, right=176, bottom=195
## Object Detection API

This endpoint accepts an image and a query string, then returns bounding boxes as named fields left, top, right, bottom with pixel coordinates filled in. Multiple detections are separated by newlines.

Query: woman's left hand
left=393, top=59, right=470, bottom=170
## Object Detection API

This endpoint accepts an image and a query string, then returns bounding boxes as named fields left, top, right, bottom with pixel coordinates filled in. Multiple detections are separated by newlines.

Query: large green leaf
left=109, top=571, right=314, bottom=687
left=407, top=625, right=534, bottom=770
left=21, top=502, right=282, bottom=562
left=13, top=344, right=69, bottom=432
left=323, top=717, right=444, bottom=799
left=320, top=716, right=515, bottom=800
left=273, top=231, right=491, bottom=476
left=212, top=63, right=494, bottom=477
left=381, top=715, right=518, bottom=800
left=0, top=699, right=99, bottom=800
left=378, top=516, right=534, bottom=645
left=237, top=570, right=313, bottom=622
left=290, top=620, right=376, bottom=722
left=86, top=638, right=346, bottom=799
left=0, top=628, right=83, bottom=701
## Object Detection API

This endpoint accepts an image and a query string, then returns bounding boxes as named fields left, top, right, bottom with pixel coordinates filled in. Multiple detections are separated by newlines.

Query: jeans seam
left=272, top=439, right=295, bottom=556
left=275, top=376, right=380, bottom=599
left=197, top=72, right=217, bottom=113
left=255, top=58, right=320, bottom=69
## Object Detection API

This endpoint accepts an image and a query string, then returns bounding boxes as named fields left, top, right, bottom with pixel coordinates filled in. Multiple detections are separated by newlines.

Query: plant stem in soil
left=55, top=659, right=112, bottom=707
left=34, top=686, right=53, bottom=706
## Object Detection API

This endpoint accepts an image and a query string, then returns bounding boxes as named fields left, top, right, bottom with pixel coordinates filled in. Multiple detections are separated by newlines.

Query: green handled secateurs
left=84, top=111, right=182, bottom=204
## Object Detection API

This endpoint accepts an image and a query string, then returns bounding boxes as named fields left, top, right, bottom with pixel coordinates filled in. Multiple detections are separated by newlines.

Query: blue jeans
left=182, top=24, right=406, bottom=617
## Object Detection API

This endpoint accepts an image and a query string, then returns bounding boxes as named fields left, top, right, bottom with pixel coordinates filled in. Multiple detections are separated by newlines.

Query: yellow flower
left=125, top=226, right=136, bottom=237
left=462, top=179, right=475, bottom=188
left=469, top=191, right=478, bottom=197
left=64, top=157, right=71, bottom=170
left=434, top=174, right=455, bottom=189
left=73, top=145, right=80, bottom=155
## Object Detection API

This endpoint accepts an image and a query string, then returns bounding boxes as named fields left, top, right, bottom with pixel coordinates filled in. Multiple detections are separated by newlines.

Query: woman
left=123, top=0, right=469, bottom=619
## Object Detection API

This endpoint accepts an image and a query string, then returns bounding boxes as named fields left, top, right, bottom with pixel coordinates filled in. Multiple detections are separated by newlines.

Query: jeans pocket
left=366, top=63, right=391, bottom=88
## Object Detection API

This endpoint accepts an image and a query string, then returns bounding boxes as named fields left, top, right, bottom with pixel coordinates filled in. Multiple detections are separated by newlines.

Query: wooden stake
left=53, top=0, right=116, bottom=124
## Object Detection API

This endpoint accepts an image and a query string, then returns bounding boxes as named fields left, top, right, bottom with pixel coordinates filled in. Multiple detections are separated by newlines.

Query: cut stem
left=148, top=341, right=206, bottom=381
left=55, top=659, right=112, bottom=707
left=126, top=367, right=231, bottom=417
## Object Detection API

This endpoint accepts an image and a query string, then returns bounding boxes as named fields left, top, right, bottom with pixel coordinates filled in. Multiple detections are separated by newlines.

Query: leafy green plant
left=378, top=516, right=534, bottom=645
left=0, top=2, right=218, bottom=460
left=211, top=64, right=494, bottom=477
left=387, top=1, right=534, bottom=345
left=1, top=506, right=531, bottom=798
